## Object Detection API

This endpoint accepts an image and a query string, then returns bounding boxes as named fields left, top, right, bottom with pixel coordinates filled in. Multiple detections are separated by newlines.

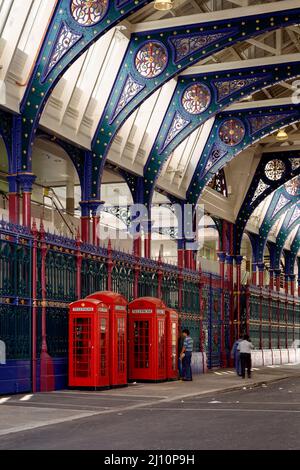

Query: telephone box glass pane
left=158, top=319, right=165, bottom=370
left=118, top=318, right=126, bottom=373
left=100, top=318, right=107, bottom=377
left=172, top=322, right=177, bottom=371
left=73, top=318, right=92, bottom=378
left=134, top=321, right=149, bottom=369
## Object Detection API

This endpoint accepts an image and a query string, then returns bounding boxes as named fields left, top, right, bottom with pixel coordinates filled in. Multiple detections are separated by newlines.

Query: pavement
left=0, top=363, right=300, bottom=449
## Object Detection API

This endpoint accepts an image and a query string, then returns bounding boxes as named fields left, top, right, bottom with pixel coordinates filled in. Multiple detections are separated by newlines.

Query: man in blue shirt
left=180, top=329, right=193, bottom=381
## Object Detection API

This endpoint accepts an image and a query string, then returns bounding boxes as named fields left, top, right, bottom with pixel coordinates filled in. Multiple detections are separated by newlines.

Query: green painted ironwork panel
left=0, top=304, right=31, bottom=360
left=81, top=257, right=108, bottom=298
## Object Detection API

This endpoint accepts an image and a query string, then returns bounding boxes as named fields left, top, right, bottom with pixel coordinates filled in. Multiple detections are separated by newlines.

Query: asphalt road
left=1, top=377, right=300, bottom=450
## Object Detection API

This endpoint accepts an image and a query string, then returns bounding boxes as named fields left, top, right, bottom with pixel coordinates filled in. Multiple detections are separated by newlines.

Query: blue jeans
left=182, top=352, right=192, bottom=380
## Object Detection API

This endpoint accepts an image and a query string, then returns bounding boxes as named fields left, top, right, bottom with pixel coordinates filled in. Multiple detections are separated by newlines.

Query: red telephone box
left=86, top=292, right=128, bottom=387
left=165, top=308, right=179, bottom=381
left=128, top=297, right=167, bottom=382
left=69, top=299, right=110, bottom=389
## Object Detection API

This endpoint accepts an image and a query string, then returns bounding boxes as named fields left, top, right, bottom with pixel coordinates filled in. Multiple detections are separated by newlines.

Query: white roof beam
left=132, top=1, right=300, bottom=33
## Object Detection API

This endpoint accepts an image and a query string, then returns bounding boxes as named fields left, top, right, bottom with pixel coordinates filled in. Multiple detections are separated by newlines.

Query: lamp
left=154, top=0, right=174, bottom=11
left=276, top=129, right=288, bottom=142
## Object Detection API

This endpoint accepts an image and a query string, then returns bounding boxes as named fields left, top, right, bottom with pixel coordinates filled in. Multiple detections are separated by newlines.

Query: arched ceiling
left=1, top=0, right=300, bottom=242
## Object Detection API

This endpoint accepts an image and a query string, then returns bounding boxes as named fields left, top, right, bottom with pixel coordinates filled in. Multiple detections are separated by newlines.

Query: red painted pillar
left=178, top=270, right=183, bottom=313
left=290, top=275, right=295, bottom=297
left=258, top=262, right=265, bottom=288
left=39, top=221, right=54, bottom=392
left=31, top=220, right=38, bottom=393
left=107, top=239, right=113, bottom=291
left=285, top=274, right=289, bottom=295
left=177, top=240, right=185, bottom=270
left=275, top=269, right=281, bottom=293
left=269, top=269, right=274, bottom=291
left=226, top=255, right=235, bottom=345
left=76, top=230, right=82, bottom=300
left=80, top=202, right=90, bottom=244
left=144, top=220, right=152, bottom=259
left=19, top=174, right=36, bottom=229
left=252, top=263, right=257, bottom=286
left=157, top=256, right=163, bottom=300
left=235, top=255, right=243, bottom=339
left=218, top=252, right=227, bottom=367
left=298, top=276, right=300, bottom=298
left=199, top=265, right=204, bottom=353
left=133, top=237, right=142, bottom=258
left=8, top=174, right=20, bottom=224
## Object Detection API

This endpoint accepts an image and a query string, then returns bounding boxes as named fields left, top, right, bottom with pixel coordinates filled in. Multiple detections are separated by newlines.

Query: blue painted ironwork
left=187, top=104, right=300, bottom=207
left=142, top=60, right=300, bottom=207
left=89, top=7, right=300, bottom=202
left=236, top=151, right=300, bottom=253
left=20, top=0, right=151, bottom=173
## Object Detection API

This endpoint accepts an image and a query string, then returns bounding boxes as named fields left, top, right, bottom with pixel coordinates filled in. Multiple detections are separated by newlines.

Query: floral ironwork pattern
left=135, top=41, right=168, bottom=79
left=265, top=159, right=285, bottom=181
left=288, top=205, right=300, bottom=227
left=43, top=22, right=82, bottom=80
left=290, top=158, right=300, bottom=171
left=204, top=145, right=227, bottom=173
left=285, top=175, right=300, bottom=196
left=71, top=0, right=109, bottom=26
left=251, top=180, right=269, bottom=204
left=214, top=77, right=261, bottom=102
left=170, top=32, right=231, bottom=63
left=248, top=113, right=293, bottom=135
left=111, top=74, right=144, bottom=122
left=182, top=84, right=211, bottom=115
left=218, top=119, right=245, bottom=147
left=161, top=111, right=190, bottom=152
left=272, top=194, right=289, bottom=218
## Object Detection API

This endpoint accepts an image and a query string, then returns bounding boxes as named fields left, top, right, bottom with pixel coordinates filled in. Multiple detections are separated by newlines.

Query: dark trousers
left=182, top=352, right=192, bottom=380
left=240, top=353, right=252, bottom=378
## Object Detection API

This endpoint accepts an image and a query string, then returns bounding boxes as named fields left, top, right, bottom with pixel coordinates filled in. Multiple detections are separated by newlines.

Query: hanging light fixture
left=154, top=0, right=174, bottom=11
left=276, top=129, right=288, bottom=142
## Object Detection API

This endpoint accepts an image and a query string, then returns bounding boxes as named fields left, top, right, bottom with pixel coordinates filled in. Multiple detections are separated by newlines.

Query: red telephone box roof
left=129, top=297, right=166, bottom=310
left=86, top=291, right=128, bottom=306
left=69, top=298, right=108, bottom=310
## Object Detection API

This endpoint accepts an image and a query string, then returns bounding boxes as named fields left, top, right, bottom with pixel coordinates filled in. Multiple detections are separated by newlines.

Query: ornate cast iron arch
left=88, top=6, right=300, bottom=202
left=20, top=0, right=151, bottom=173
left=186, top=105, right=300, bottom=210
left=236, top=150, right=300, bottom=254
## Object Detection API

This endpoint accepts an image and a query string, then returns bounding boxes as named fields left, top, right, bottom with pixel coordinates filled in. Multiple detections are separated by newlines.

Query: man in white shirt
left=237, top=334, right=254, bottom=379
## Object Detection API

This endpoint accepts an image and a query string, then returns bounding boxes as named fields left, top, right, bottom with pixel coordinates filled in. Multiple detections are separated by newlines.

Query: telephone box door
left=166, top=309, right=179, bottom=380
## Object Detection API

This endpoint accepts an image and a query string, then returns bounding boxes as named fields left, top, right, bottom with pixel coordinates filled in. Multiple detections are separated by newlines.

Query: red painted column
left=7, top=176, right=19, bottom=225
left=39, top=221, right=54, bottom=392
left=226, top=255, right=235, bottom=346
left=258, top=262, right=265, bottom=288
left=144, top=220, right=152, bottom=259
left=76, top=230, right=82, bottom=300
left=218, top=252, right=227, bottom=367
left=80, top=202, right=90, bottom=244
left=199, top=265, right=204, bottom=353
left=18, top=174, right=36, bottom=229
left=290, top=275, right=295, bottom=297
left=284, top=274, right=289, bottom=295
left=269, top=269, right=274, bottom=291
left=107, top=239, right=113, bottom=291
left=31, top=220, right=38, bottom=393
left=235, top=255, right=243, bottom=339
left=275, top=269, right=281, bottom=292
left=298, top=276, right=300, bottom=298
left=133, top=237, right=142, bottom=258
left=246, top=285, right=250, bottom=336
left=157, top=256, right=163, bottom=300
left=252, top=263, right=257, bottom=286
